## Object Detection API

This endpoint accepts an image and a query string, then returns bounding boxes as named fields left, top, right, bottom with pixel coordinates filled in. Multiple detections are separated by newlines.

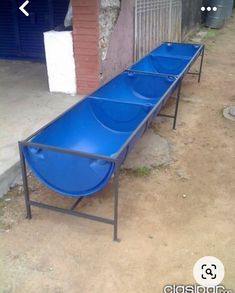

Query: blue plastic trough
left=91, top=71, right=178, bottom=105
left=130, top=42, right=203, bottom=76
left=19, top=42, right=204, bottom=240
left=23, top=98, right=153, bottom=196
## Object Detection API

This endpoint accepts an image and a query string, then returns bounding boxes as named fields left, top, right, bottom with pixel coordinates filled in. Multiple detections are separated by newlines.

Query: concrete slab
left=123, top=130, right=171, bottom=170
left=0, top=60, right=81, bottom=197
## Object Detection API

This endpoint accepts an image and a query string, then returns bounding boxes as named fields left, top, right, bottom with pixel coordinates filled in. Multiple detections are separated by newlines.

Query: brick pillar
left=72, top=0, right=100, bottom=94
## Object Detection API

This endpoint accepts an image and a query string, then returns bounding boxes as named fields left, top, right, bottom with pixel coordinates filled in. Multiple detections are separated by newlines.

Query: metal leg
left=198, top=46, right=205, bottom=83
left=173, top=82, right=182, bottom=130
left=70, top=197, right=83, bottom=211
left=113, top=169, right=119, bottom=242
left=18, top=142, right=32, bottom=219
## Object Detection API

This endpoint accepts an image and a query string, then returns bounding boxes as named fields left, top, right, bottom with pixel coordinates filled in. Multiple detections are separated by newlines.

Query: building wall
left=72, top=0, right=202, bottom=94
left=182, top=0, right=202, bottom=39
left=72, top=0, right=100, bottom=94
left=72, top=0, right=134, bottom=93
left=99, top=0, right=135, bottom=82
left=99, top=0, right=121, bottom=62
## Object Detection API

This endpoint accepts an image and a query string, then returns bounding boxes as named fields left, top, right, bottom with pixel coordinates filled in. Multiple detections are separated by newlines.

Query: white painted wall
left=44, top=31, right=76, bottom=95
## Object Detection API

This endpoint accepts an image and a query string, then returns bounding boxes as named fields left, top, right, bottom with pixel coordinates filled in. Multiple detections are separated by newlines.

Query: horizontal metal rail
left=125, top=69, right=178, bottom=79
left=29, top=200, right=114, bottom=225
left=21, top=141, right=117, bottom=162
left=187, top=72, right=200, bottom=75
left=158, top=113, right=175, bottom=118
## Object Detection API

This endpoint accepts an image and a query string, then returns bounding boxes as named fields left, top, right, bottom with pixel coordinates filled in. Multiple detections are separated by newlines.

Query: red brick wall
left=72, top=0, right=100, bottom=94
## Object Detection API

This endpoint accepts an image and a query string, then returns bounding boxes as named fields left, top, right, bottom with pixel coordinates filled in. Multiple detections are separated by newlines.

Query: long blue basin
left=91, top=71, right=177, bottom=105
left=22, top=42, right=203, bottom=199
left=151, top=42, right=201, bottom=59
left=130, top=55, right=190, bottom=75
left=23, top=98, right=153, bottom=196
left=130, top=42, right=202, bottom=75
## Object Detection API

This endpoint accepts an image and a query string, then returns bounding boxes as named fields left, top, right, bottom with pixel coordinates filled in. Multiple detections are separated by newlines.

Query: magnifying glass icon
left=205, top=268, right=213, bottom=276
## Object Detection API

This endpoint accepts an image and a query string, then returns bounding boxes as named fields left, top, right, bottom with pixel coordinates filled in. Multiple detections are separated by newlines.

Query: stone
left=176, top=169, right=190, bottom=180
left=223, top=106, right=235, bottom=121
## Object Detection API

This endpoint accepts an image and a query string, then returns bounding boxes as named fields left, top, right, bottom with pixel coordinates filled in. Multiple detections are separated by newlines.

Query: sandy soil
left=0, top=17, right=235, bottom=293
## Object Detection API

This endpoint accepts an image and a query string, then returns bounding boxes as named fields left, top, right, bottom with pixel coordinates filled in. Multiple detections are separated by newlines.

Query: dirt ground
left=1, top=17, right=235, bottom=293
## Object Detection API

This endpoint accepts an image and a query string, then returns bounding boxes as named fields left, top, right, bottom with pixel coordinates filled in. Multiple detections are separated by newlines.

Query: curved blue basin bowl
left=91, top=71, right=177, bottom=105
left=23, top=98, right=153, bottom=196
left=130, top=42, right=202, bottom=76
left=130, top=55, right=190, bottom=75
left=151, top=42, right=201, bottom=58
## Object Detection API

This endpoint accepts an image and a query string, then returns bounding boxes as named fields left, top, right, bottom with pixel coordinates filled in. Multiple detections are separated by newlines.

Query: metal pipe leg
left=70, top=197, right=83, bottom=211
left=173, top=82, right=182, bottom=130
left=18, top=142, right=32, bottom=219
left=198, top=46, right=205, bottom=83
left=113, top=169, right=119, bottom=241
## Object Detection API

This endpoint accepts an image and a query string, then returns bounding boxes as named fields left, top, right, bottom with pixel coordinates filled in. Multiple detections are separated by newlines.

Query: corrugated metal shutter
left=17, top=0, right=51, bottom=59
left=0, top=0, right=19, bottom=58
left=0, top=0, right=70, bottom=60
left=52, top=0, right=70, bottom=27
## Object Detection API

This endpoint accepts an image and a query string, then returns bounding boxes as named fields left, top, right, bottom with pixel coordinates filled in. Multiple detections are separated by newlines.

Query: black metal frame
left=18, top=44, right=205, bottom=241
left=153, top=45, right=205, bottom=129
left=19, top=141, right=120, bottom=241
left=187, top=45, right=205, bottom=83
left=158, top=81, right=182, bottom=130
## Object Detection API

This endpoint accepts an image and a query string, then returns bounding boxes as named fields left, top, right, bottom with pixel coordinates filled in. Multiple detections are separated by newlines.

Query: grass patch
left=0, top=197, right=6, bottom=217
left=125, top=166, right=152, bottom=177
left=204, top=29, right=217, bottom=39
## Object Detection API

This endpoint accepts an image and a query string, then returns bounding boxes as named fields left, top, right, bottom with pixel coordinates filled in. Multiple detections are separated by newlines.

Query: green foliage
left=126, top=166, right=151, bottom=177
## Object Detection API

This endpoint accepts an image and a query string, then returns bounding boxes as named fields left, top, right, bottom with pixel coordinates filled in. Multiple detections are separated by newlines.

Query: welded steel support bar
left=19, top=142, right=120, bottom=241
left=187, top=46, right=205, bottom=83
left=70, top=197, right=83, bottom=211
left=29, top=200, right=114, bottom=225
left=113, top=169, right=119, bottom=241
left=173, top=81, right=182, bottom=130
left=19, top=143, right=32, bottom=219
left=158, top=113, right=175, bottom=118
left=198, top=45, right=205, bottom=83
left=158, top=80, right=182, bottom=130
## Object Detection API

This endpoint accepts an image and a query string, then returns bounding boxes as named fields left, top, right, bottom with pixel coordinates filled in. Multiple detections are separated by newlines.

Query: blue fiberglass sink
left=19, top=41, right=204, bottom=239
left=130, top=42, right=202, bottom=76
left=130, top=55, right=190, bottom=75
left=23, top=98, right=153, bottom=196
left=91, top=71, right=177, bottom=105
left=151, top=42, right=201, bottom=59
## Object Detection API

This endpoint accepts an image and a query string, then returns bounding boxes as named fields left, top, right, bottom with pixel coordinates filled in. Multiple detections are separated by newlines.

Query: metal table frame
left=18, top=44, right=205, bottom=241
left=19, top=142, right=120, bottom=241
